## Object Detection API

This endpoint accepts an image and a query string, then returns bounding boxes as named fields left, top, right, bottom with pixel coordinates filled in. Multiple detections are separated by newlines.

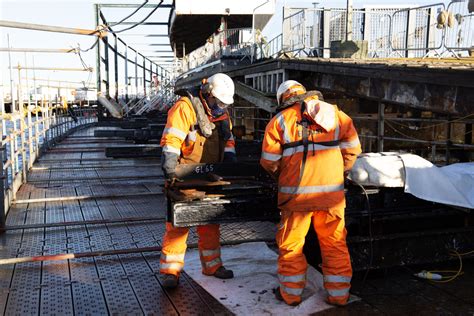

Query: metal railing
left=444, top=0, right=474, bottom=56
left=96, top=7, right=177, bottom=116
left=390, top=3, right=446, bottom=57
left=261, top=34, right=283, bottom=58
left=181, top=28, right=253, bottom=73
left=0, top=101, right=97, bottom=223
left=176, top=0, right=473, bottom=76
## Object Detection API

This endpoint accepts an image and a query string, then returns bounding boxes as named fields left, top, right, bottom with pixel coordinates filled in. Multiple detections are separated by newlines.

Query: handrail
left=0, top=106, right=98, bottom=224
left=176, top=0, right=473, bottom=77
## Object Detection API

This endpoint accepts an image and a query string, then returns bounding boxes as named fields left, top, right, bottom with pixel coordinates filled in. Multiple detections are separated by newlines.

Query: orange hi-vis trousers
left=276, top=210, right=352, bottom=306
left=160, top=222, right=223, bottom=277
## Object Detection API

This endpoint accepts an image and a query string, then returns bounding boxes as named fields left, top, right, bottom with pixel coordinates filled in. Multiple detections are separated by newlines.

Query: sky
left=0, top=0, right=444, bottom=97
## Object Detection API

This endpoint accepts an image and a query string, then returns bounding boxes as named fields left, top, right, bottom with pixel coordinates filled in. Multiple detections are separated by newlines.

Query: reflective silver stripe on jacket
left=164, top=127, right=187, bottom=140
left=282, top=143, right=340, bottom=157
left=281, top=284, right=304, bottom=296
left=200, top=249, right=220, bottom=257
left=160, top=262, right=184, bottom=271
left=261, top=151, right=282, bottom=161
left=224, top=147, right=236, bottom=153
left=327, top=287, right=350, bottom=297
left=203, top=257, right=222, bottom=269
left=276, top=113, right=291, bottom=144
left=161, top=253, right=185, bottom=262
left=340, top=138, right=360, bottom=149
left=279, top=184, right=344, bottom=194
left=187, top=130, right=197, bottom=142
left=278, top=273, right=306, bottom=283
left=162, top=145, right=180, bottom=155
left=323, top=275, right=352, bottom=283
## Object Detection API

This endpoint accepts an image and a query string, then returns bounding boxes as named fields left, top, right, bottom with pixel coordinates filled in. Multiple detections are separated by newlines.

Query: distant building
left=74, top=88, right=97, bottom=102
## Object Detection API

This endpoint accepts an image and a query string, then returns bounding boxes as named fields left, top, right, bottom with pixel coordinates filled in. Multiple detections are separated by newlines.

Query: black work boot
left=213, top=266, right=234, bottom=279
left=274, top=287, right=284, bottom=302
left=162, top=274, right=179, bottom=288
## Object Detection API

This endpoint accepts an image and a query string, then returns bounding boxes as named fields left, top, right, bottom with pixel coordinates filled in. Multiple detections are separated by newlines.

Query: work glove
left=162, top=151, right=179, bottom=185
left=163, top=171, right=184, bottom=189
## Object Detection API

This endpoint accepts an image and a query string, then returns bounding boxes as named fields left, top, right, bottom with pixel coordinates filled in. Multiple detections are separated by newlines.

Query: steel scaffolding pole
left=0, top=47, right=77, bottom=53
left=0, top=20, right=106, bottom=37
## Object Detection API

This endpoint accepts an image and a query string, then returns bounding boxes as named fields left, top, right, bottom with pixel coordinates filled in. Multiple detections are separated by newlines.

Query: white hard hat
left=207, top=73, right=235, bottom=105
left=276, top=80, right=306, bottom=106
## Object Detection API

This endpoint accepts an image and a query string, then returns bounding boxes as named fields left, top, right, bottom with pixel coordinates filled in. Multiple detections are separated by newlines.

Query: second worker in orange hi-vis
left=159, top=73, right=237, bottom=289
left=260, top=80, right=362, bottom=307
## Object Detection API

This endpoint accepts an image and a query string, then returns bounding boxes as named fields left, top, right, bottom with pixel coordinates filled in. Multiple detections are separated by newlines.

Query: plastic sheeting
left=350, top=152, right=405, bottom=187
left=350, top=153, right=474, bottom=209
left=184, top=242, right=357, bottom=315
left=401, top=154, right=474, bottom=209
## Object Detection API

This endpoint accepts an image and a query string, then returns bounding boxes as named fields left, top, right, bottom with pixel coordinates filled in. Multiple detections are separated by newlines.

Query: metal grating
left=0, top=126, right=275, bottom=315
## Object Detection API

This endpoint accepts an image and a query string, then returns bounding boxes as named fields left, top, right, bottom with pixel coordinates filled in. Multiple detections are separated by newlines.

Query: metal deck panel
left=0, top=126, right=263, bottom=315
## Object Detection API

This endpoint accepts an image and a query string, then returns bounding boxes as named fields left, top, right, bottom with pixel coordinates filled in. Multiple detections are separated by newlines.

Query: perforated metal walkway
left=0, top=126, right=276, bottom=315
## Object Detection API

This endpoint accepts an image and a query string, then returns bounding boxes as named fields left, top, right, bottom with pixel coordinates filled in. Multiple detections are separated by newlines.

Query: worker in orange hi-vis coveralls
left=260, top=80, right=362, bottom=306
left=159, top=73, right=237, bottom=288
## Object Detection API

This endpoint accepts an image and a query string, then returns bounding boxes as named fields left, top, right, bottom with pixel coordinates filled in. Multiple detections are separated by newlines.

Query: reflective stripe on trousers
left=200, top=248, right=220, bottom=257
left=323, top=275, right=351, bottom=283
left=280, top=284, right=304, bottom=296
left=202, top=257, right=222, bottom=269
left=160, top=262, right=184, bottom=272
left=278, top=273, right=306, bottom=283
left=327, top=287, right=350, bottom=297
left=161, top=253, right=185, bottom=262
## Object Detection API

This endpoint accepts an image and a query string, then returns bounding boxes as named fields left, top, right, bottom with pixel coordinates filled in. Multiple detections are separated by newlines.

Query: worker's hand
left=164, top=172, right=183, bottom=188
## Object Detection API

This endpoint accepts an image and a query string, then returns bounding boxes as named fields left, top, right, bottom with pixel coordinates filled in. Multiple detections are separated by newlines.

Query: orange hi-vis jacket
left=159, top=90, right=236, bottom=278
left=160, top=92, right=236, bottom=163
left=260, top=96, right=361, bottom=214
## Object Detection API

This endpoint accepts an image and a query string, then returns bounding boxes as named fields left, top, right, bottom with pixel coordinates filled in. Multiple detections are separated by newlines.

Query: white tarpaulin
left=350, top=152, right=474, bottom=209
left=184, top=242, right=357, bottom=315
left=350, top=152, right=405, bottom=187
left=400, top=154, right=474, bottom=209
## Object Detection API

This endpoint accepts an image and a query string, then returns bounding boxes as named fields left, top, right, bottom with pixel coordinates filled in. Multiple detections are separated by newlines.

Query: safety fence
left=181, top=28, right=253, bottom=73
left=281, top=0, right=473, bottom=58
left=444, top=0, right=474, bottom=57
left=178, top=0, right=474, bottom=77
